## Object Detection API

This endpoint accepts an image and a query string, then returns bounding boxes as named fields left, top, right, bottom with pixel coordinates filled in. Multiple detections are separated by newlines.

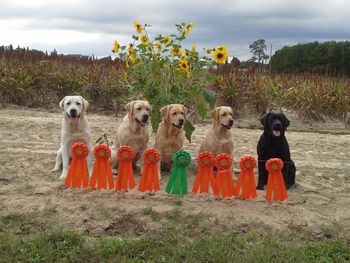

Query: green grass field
left=1, top=209, right=349, bottom=263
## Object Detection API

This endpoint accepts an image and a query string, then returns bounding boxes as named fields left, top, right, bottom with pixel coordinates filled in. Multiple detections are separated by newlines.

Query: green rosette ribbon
left=165, top=150, right=191, bottom=196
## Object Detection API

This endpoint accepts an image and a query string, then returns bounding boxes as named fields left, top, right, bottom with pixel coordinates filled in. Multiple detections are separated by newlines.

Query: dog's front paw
left=256, top=184, right=264, bottom=190
left=58, top=175, right=66, bottom=180
left=58, top=170, right=68, bottom=180
left=52, top=166, right=60, bottom=172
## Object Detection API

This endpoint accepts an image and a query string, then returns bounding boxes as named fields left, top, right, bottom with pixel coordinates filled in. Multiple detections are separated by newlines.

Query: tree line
left=271, top=41, right=350, bottom=75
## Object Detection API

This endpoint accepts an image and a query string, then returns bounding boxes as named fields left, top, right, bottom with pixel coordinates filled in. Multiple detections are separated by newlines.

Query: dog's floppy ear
left=147, top=102, right=152, bottom=113
left=79, top=96, right=89, bottom=111
left=125, top=101, right=136, bottom=116
left=260, top=113, right=271, bottom=129
left=211, top=107, right=220, bottom=124
left=181, top=105, right=188, bottom=117
left=59, top=97, right=66, bottom=110
left=282, top=113, right=290, bottom=128
left=160, top=105, right=171, bottom=122
left=229, top=107, right=234, bottom=116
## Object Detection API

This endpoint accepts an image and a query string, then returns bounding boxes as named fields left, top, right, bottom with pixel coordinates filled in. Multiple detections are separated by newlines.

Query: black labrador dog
left=257, top=112, right=296, bottom=190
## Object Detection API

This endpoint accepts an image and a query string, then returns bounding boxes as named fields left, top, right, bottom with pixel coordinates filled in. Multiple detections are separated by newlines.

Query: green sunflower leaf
left=196, top=103, right=208, bottom=120
left=184, top=120, right=195, bottom=143
left=203, top=88, right=216, bottom=109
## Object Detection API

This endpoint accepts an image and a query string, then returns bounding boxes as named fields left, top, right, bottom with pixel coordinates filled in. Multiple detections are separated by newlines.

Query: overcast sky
left=1, top=0, right=349, bottom=60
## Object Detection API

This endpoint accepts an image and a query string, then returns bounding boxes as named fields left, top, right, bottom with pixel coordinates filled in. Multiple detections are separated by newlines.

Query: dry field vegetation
left=0, top=47, right=350, bottom=262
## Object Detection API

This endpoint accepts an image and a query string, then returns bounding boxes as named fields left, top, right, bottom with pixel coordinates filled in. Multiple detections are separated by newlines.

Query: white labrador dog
left=52, top=96, right=93, bottom=180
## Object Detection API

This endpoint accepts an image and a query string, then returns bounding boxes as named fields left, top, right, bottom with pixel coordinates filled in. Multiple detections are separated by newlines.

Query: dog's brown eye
left=172, top=112, right=177, bottom=115
left=66, top=102, right=71, bottom=105
left=136, top=107, right=141, bottom=111
left=222, top=113, right=226, bottom=116
left=76, top=102, right=81, bottom=105
left=146, top=107, right=150, bottom=111
left=180, top=112, right=184, bottom=115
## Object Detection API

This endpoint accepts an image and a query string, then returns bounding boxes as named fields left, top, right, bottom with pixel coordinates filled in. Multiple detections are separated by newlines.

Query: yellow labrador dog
left=199, top=106, right=234, bottom=155
left=154, top=104, right=187, bottom=174
left=52, top=96, right=93, bottom=180
left=110, top=100, right=151, bottom=168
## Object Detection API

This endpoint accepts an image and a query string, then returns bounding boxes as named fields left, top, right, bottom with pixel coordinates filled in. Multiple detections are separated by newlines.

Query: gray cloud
left=0, top=0, right=349, bottom=60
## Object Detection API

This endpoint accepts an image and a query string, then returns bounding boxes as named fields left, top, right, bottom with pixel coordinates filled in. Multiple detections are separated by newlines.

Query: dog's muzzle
left=66, top=111, right=80, bottom=123
left=172, top=119, right=184, bottom=129
left=136, top=118, right=148, bottom=126
left=272, top=122, right=282, bottom=137
left=222, top=119, right=233, bottom=129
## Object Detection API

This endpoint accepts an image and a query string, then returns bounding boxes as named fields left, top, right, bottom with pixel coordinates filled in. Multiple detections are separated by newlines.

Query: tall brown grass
left=1, top=46, right=349, bottom=120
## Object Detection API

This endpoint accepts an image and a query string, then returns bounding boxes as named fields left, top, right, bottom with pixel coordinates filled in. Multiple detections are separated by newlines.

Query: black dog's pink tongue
left=273, top=130, right=281, bottom=136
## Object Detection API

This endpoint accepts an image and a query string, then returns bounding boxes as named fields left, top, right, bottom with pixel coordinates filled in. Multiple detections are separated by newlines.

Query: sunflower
left=130, top=53, right=138, bottom=63
left=171, top=46, right=182, bottom=57
left=139, top=34, right=150, bottom=45
left=213, top=46, right=228, bottom=64
left=216, top=44, right=228, bottom=52
left=155, top=42, right=162, bottom=53
left=133, top=21, right=143, bottom=33
left=112, top=40, right=120, bottom=53
left=217, top=76, right=225, bottom=84
left=163, top=36, right=172, bottom=46
left=128, top=44, right=135, bottom=55
left=183, top=22, right=194, bottom=36
left=178, top=59, right=190, bottom=71
left=125, top=59, right=130, bottom=68
left=191, top=44, right=197, bottom=52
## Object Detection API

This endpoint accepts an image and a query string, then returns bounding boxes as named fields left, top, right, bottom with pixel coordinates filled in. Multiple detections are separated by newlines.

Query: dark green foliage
left=271, top=41, right=350, bottom=75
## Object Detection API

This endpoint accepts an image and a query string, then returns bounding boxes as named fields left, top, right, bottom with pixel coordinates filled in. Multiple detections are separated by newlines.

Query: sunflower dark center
left=217, top=53, right=223, bottom=59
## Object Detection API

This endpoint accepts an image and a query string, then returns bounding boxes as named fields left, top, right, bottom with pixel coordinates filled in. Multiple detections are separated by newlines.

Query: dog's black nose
left=179, top=119, right=184, bottom=125
left=70, top=109, right=77, bottom=117
left=142, top=114, right=149, bottom=122
left=229, top=119, right=234, bottom=125
left=274, top=123, right=282, bottom=131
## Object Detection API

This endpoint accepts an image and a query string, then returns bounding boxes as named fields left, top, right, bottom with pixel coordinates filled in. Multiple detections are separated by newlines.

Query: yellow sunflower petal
left=133, top=21, right=143, bottom=33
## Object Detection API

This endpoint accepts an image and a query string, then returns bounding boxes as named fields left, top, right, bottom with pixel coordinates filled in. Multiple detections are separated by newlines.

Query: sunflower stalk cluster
left=112, top=22, right=229, bottom=141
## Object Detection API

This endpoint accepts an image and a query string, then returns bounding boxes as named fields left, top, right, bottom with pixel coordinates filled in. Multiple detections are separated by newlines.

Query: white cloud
left=0, top=0, right=349, bottom=60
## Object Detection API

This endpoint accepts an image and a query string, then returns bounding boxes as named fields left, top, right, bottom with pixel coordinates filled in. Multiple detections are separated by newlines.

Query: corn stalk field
left=1, top=46, right=349, bottom=119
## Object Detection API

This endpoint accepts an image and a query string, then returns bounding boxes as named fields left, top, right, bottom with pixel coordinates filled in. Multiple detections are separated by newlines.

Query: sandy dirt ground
left=0, top=106, right=349, bottom=238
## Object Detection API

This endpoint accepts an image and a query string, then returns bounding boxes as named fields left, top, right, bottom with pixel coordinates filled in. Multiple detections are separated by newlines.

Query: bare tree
left=249, top=39, right=269, bottom=70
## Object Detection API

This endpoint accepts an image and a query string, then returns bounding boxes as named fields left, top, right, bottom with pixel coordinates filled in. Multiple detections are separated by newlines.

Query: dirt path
left=0, top=106, right=349, bottom=238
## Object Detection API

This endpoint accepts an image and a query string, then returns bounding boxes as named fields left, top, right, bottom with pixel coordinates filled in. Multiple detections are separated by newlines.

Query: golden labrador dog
left=110, top=100, right=151, bottom=168
left=154, top=104, right=188, bottom=175
left=52, top=95, right=93, bottom=180
left=199, top=106, right=234, bottom=155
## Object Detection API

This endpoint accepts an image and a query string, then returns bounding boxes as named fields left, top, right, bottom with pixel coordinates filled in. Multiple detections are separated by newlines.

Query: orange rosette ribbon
left=138, top=148, right=161, bottom=192
left=89, top=144, right=114, bottom=190
left=215, top=153, right=236, bottom=198
left=192, top=152, right=218, bottom=195
left=65, top=143, right=89, bottom=189
left=265, top=158, right=288, bottom=201
left=115, top=146, right=136, bottom=191
left=236, top=156, right=257, bottom=200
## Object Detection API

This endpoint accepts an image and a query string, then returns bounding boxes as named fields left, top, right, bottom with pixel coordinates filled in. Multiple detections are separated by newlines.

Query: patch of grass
left=164, top=208, right=182, bottom=222
left=1, top=229, right=349, bottom=263
left=1, top=213, right=28, bottom=226
left=0, top=212, right=50, bottom=236
left=142, top=207, right=162, bottom=221
left=0, top=234, right=15, bottom=263
left=15, top=229, right=90, bottom=263
left=174, top=200, right=183, bottom=206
